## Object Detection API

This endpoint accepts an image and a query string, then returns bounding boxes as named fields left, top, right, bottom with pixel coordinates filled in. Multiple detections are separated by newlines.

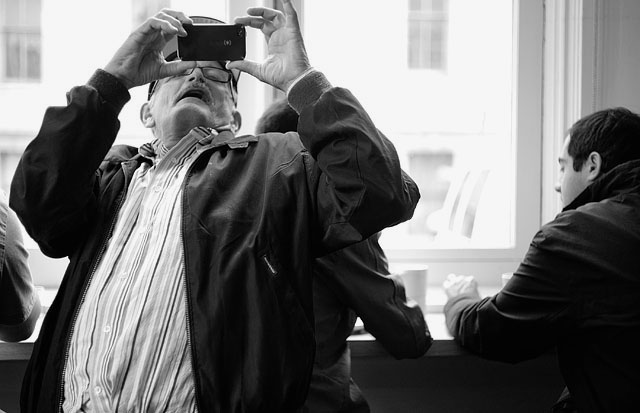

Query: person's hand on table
left=443, top=273, right=481, bottom=300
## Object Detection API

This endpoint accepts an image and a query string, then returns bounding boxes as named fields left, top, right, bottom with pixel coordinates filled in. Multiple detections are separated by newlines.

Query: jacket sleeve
left=9, top=69, right=130, bottom=258
left=289, top=71, right=420, bottom=251
left=443, top=224, right=577, bottom=363
left=0, top=194, right=41, bottom=342
left=315, top=234, right=432, bottom=359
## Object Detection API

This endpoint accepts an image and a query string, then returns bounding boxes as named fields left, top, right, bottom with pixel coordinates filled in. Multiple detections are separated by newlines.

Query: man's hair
left=568, top=107, right=640, bottom=173
left=255, top=98, right=299, bottom=134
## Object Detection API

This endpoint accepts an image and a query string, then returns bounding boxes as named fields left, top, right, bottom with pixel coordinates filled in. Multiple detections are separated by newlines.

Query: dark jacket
left=306, top=234, right=432, bottom=412
left=444, top=160, right=640, bottom=412
left=10, top=70, right=419, bottom=413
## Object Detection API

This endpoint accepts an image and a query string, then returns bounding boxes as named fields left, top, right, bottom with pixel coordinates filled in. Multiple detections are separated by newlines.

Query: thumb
left=158, top=60, right=195, bottom=79
left=227, top=59, right=261, bottom=80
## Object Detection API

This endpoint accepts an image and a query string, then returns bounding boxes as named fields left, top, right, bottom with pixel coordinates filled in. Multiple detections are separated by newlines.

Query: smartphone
left=178, top=24, right=246, bottom=61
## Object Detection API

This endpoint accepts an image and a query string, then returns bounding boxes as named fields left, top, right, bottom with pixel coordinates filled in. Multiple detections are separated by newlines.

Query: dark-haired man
left=10, top=2, right=419, bottom=412
left=444, top=107, right=640, bottom=412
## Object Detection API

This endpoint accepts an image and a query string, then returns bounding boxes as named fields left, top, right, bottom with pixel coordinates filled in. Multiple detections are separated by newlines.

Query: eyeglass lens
left=177, top=67, right=231, bottom=83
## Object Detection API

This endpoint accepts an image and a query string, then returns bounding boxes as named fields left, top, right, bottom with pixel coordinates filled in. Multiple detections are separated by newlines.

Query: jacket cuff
left=287, top=69, right=332, bottom=114
left=443, top=293, right=482, bottom=337
left=87, top=69, right=131, bottom=113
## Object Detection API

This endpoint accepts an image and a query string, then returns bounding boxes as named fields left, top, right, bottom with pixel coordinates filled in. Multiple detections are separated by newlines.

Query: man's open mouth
left=177, top=87, right=211, bottom=104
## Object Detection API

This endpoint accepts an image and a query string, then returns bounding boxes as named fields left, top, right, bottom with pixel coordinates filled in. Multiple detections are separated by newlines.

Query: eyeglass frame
left=147, top=53, right=240, bottom=102
left=148, top=64, right=237, bottom=99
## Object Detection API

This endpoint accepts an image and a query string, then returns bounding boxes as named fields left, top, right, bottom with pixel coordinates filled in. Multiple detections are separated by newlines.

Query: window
left=0, top=0, right=544, bottom=289
left=302, top=0, right=543, bottom=284
left=0, top=0, right=42, bottom=82
left=408, top=0, right=448, bottom=70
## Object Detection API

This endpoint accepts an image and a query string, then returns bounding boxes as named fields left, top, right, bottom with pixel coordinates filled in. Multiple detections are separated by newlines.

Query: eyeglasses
left=148, top=66, right=235, bottom=98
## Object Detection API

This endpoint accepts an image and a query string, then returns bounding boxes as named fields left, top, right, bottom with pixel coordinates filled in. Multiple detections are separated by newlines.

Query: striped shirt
left=63, top=127, right=218, bottom=413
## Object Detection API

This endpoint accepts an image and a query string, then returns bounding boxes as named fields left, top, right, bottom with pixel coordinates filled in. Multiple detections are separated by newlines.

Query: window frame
left=383, top=0, right=544, bottom=286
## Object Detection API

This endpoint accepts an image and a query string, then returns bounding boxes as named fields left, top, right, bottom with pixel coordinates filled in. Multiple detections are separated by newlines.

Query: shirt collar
left=138, top=125, right=236, bottom=162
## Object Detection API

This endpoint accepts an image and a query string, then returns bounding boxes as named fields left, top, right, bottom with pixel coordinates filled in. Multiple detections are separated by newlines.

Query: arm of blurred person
left=315, top=234, right=432, bottom=359
left=0, top=196, right=41, bottom=342
left=443, top=227, right=575, bottom=363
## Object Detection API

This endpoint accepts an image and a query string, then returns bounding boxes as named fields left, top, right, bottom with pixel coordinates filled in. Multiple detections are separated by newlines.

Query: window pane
left=407, top=0, right=448, bottom=70
left=305, top=0, right=513, bottom=249
left=26, top=34, right=41, bottom=79
left=4, top=33, right=21, bottom=78
left=409, top=0, right=422, bottom=11
left=24, top=0, right=42, bottom=27
left=3, top=0, right=19, bottom=24
left=0, top=0, right=41, bottom=82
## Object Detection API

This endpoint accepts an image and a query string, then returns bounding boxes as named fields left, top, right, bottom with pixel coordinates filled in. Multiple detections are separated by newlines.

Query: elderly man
left=444, top=107, right=640, bottom=412
left=10, top=1, right=418, bottom=412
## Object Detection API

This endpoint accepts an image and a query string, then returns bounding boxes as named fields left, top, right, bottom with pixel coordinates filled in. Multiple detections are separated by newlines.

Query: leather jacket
left=444, top=160, right=640, bottom=412
left=10, top=69, right=419, bottom=412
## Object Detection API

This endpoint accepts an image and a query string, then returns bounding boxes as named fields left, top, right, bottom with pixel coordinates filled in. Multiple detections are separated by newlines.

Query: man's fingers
left=156, top=8, right=193, bottom=25
left=235, top=16, right=280, bottom=37
left=235, top=17, right=266, bottom=30
left=245, top=6, right=284, bottom=23
left=154, top=11, right=190, bottom=36
left=280, top=0, right=300, bottom=22
left=146, top=17, right=181, bottom=36
left=143, top=10, right=192, bottom=37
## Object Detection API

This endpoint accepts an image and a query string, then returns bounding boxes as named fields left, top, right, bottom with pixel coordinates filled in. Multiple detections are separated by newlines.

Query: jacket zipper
left=56, top=137, right=220, bottom=411
left=180, top=148, right=213, bottom=412
left=56, top=184, right=128, bottom=412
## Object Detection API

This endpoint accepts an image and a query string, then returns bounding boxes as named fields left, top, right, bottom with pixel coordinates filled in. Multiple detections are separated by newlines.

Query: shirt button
left=172, top=158, right=179, bottom=164
left=120, top=272, right=128, bottom=280
left=103, top=325, right=111, bottom=333
left=94, top=386, right=102, bottom=395
left=153, top=185, right=162, bottom=193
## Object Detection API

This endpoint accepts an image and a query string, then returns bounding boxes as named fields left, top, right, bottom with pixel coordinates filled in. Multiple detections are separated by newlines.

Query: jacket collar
left=563, top=159, right=640, bottom=211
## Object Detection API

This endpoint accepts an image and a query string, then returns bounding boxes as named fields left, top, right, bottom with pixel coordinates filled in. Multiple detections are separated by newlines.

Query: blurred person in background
left=256, top=98, right=431, bottom=412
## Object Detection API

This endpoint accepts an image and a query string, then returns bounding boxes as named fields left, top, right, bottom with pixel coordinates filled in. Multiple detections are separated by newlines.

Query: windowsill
left=0, top=286, right=501, bottom=361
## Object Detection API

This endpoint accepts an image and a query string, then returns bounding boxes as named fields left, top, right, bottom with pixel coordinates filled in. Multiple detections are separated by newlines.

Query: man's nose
left=554, top=182, right=561, bottom=193
left=187, top=68, right=206, bottom=82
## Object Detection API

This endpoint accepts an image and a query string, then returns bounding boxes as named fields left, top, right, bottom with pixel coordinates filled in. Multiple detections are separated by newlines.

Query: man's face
left=146, top=61, right=237, bottom=146
left=556, top=135, right=592, bottom=207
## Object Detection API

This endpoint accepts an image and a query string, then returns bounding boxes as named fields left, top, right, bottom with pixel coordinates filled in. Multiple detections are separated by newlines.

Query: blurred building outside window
left=0, top=0, right=42, bottom=82
left=408, top=0, right=448, bottom=71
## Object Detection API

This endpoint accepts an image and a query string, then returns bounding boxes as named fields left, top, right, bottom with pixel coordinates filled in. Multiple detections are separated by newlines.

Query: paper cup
left=399, top=267, right=428, bottom=309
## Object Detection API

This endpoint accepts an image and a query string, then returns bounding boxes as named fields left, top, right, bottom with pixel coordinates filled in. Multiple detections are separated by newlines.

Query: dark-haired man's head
left=556, top=107, right=640, bottom=206
left=255, top=98, right=299, bottom=134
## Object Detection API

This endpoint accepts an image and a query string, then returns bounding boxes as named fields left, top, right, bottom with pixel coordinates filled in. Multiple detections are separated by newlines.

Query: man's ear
left=586, top=151, right=602, bottom=182
left=140, top=102, right=155, bottom=129
left=231, top=110, right=242, bottom=133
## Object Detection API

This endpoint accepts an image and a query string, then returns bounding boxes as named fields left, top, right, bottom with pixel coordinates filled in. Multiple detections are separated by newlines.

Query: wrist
left=103, top=63, right=134, bottom=90
left=287, top=69, right=332, bottom=114
left=87, top=69, right=131, bottom=112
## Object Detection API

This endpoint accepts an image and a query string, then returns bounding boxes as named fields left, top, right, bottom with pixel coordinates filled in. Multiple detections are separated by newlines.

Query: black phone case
left=178, top=24, right=246, bottom=61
